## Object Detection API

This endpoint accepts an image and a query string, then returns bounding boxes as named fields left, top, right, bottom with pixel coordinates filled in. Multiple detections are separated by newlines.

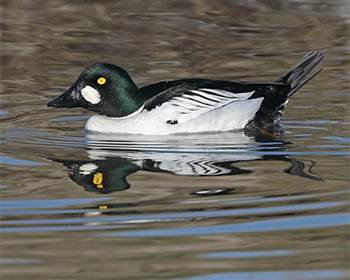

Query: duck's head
left=47, top=63, right=144, bottom=117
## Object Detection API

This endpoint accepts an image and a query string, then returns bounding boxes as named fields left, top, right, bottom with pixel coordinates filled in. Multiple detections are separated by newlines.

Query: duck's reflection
left=51, top=131, right=323, bottom=194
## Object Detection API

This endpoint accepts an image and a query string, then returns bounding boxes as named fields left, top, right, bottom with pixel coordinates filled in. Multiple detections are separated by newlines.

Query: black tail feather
left=245, top=51, right=324, bottom=132
left=276, top=51, right=324, bottom=98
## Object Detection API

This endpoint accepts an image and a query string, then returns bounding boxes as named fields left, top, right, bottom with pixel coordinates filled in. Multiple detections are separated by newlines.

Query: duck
left=47, top=51, right=323, bottom=135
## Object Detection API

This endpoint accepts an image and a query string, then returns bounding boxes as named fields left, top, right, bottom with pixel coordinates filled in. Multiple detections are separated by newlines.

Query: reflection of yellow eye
left=93, top=172, right=103, bottom=189
left=97, top=77, right=106, bottom=85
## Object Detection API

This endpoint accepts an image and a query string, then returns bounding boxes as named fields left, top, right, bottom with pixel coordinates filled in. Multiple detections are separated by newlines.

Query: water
left=1, top=0, right=349, bottom=279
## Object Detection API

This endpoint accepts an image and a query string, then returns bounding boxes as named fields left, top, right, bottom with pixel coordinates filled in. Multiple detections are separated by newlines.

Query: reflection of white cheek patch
left=79, top=163, right=98, bottom=175
left=81, top=86, right=101, bottom=104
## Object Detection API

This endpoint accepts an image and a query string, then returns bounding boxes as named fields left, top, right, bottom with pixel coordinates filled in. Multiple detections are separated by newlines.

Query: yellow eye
left=97, top=77, right=106, bottom=85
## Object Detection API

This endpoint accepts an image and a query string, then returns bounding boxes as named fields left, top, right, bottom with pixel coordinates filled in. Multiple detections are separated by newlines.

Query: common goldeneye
left=47, top=51, right=323, bottom=135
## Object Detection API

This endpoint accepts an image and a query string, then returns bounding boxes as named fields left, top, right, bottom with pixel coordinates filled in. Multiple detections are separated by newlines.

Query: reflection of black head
left=58, top=158, right=141, bottom=194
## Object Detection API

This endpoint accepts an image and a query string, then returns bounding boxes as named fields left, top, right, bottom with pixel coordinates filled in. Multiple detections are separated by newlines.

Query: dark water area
left=1, top=1, right=349, bottom=279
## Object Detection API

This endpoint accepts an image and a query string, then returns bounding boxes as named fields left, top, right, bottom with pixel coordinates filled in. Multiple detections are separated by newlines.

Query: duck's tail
left=275, top=50, right=324, bottom=98
left=245, top=51, right=324, bottom=134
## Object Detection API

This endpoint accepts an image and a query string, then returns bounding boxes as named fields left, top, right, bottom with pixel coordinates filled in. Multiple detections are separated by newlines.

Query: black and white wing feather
left=145, top=87, right=255, bottom=124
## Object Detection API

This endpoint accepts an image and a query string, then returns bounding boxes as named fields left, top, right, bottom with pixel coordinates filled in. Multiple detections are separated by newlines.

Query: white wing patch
left=157, top=88, right=255, bottom=124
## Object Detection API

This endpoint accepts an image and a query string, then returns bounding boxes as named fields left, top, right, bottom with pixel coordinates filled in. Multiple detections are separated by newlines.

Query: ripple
left=174, top=270, right=349, bottom=280
left=2, top=201, right=345, bottom=226
left=1, top=197, right=112, bottom=209
left=0, top=258, right=43, bottom=264
left=101, top=213, right=349, bottom=237
left=0, top=155, right=49, bottom=166
left=201, top=250, right=297, bottom=259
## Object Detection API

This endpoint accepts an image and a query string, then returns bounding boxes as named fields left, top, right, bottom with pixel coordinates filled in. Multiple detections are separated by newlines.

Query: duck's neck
left=97, top=73, right=145, bottom=118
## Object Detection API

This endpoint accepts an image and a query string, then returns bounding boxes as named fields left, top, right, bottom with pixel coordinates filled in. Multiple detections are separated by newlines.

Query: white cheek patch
left=81, top=86, right=102, bottom=104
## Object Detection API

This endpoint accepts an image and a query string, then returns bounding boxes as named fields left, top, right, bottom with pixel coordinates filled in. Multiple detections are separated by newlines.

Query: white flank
left=81, top=86, right=102, bottom=104
left=85, top=97, right=264, bottom=135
